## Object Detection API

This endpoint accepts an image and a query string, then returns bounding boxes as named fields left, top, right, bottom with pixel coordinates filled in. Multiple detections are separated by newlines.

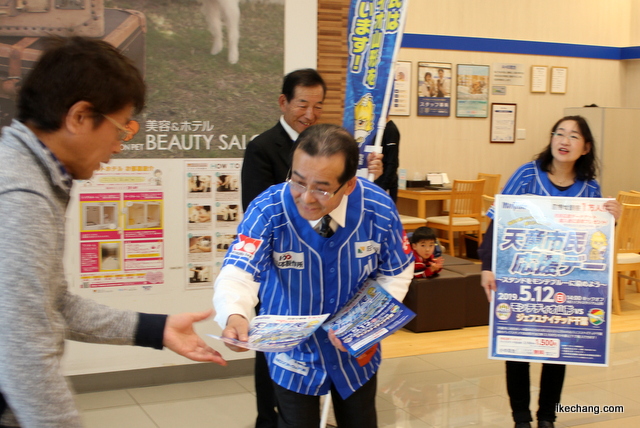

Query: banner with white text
left=342, top=0, right=408, bottom=174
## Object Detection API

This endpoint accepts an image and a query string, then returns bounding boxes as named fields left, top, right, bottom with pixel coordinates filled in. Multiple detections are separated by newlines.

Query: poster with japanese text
left=417, top=62, right=451, bottom=117
left=389, top=60, right=411, bottom=116
left=185, top=159, right=243, bottom=289
left=78, top=164, right=166, bottom=293
left=489, top=195, right=614, bottom=366
left=456, top=64, right=490, bottom=118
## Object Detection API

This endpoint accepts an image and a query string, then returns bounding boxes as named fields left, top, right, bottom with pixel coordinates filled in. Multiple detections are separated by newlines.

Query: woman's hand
left=481, top=270, right=497, bottom=302
left=604, top=199, right=622, bottom=221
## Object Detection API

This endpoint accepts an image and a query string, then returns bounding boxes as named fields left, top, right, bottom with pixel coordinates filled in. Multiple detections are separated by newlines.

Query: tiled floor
left=75, top=330, right=640, bottom=428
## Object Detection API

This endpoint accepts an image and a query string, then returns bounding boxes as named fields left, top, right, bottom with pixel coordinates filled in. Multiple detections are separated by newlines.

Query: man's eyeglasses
left=287, top=179, right=345, bottom=201
left=102, top=114, right=137, bottom=142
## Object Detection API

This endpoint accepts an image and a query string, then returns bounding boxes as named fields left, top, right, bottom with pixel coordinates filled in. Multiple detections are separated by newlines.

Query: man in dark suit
left=240, top=68, right=383, bottom=428
left=241, top=69, right=326, bottom=211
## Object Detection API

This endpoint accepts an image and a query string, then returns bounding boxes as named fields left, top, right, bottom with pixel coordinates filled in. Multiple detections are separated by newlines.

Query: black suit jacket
left=374, top=120, right=400, bottom=202
left=241, top=121, right=294, bottom=210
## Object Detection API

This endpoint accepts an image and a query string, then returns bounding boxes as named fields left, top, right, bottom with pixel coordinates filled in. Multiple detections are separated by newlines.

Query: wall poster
left=489, top=195, right=614, bottom=366
left=0, top=1, right=285, bottom=292
left=490, top=103, right=517, bottom=143
left=389, top=60, right=412, bottom=116
left=530, top=65, right=548, bottom=93
left=456, top=64, right=489, bottom=118
left=417, top=62, right=451, bottom=117
left=185, top=159, right=243, bottom=290
left=551, top=66, right=568, bottom=94
left=78, top=163, right=167, bottom=293
left=492, top=63, right=525, bottom=86
left=0, top=0, right=285, bottom=159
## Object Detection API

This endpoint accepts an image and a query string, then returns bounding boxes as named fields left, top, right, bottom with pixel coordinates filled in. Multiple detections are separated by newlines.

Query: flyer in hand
left=209, top=313, right=329, bottom=352
left=322, top=279, right=416, bottom=358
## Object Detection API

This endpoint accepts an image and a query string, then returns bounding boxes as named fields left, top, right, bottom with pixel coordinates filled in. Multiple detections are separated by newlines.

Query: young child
left=410, top=227, right=444, bottom=278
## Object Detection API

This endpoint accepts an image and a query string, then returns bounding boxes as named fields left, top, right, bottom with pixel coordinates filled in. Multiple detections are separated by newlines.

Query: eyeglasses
left=287, top=179, right=345, bottom=201
left=551, top=131, right=582, bottom=142
left=102, top=114, right=136, bottom=142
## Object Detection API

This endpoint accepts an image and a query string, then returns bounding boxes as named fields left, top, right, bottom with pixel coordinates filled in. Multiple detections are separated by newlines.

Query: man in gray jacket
left=0, top=37, right=226, bottom=427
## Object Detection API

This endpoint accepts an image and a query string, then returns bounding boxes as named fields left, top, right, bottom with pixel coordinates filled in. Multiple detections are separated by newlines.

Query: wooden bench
left=402, top=256, right=489, bottom=333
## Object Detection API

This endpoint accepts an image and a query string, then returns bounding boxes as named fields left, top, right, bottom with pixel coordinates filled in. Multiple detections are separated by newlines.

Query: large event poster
left=342, top=0, right=408, bottom=175
left=113, top=0, right=283, bottom=160
left=489, top=195, right=614, bottom=366
left=0, top=1, right=284, bottom=292
left=0, top=0, right=284, bottom=159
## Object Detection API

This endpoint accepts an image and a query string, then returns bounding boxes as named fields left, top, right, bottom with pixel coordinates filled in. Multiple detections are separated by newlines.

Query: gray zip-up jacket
left=0, top=120, right=165, bottom=427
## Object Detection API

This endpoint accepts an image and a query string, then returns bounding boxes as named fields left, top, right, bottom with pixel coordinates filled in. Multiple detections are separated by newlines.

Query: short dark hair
left=281, top=68, right=326, bottom=102
left=410, top=227, right=437, bottom=244
left=293, top=124, right=358, bottom=185
left=535, top=115, right=598, bottom=181
left=17, top=36, right=145, bottom=131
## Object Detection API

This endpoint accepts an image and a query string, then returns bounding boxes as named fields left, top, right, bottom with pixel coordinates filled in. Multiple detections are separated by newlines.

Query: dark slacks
left=272, top=373, right=378, bottom=428
left=506, top=361, right=566, bottom=423
left=254, top=350, right=278, bottom=428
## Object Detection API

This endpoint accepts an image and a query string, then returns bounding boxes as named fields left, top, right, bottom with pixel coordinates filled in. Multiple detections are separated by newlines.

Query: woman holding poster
left=478, top=115, right=621, bottom=428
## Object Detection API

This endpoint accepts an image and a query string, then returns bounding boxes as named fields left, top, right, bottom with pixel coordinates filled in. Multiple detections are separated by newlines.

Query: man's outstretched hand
left=164, top=309, right=227, bottom=365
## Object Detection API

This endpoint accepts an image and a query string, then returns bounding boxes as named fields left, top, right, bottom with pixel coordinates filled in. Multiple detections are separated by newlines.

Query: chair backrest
left=615, top=203, right=640, bottom=255
left=477, top=173, right=501, bottom=197
left=616, top=190, right=640, bottom=205
left=449, top=179, right=485, bottom=219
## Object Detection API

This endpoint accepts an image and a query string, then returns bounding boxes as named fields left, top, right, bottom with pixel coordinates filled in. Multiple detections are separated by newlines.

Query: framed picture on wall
left=490, top=103, right=517, bottom=143
left=417, top=62, right=451, bottom=116
left=389, top=61, right=412, bottom=116
left=550, top=66, right=568, bottom=94
left=530, top=66, right=548, bottom=93
left=456, top=64, right=490, bottom=118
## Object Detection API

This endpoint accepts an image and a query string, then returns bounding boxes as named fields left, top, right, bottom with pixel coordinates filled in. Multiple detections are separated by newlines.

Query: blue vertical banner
left=489, top=195, right=614, bottom=366
left=342, top=0, right=409, bottom=175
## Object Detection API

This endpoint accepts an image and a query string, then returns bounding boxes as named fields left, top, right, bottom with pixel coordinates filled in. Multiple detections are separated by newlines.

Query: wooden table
left=397, top=188, right=451, bottom=218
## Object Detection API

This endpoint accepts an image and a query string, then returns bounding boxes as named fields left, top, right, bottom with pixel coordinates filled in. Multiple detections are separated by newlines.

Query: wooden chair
left=615, top=191, right=640, bottom=288
left=612, top=203, right=640, bottom=315
left=477, top=173, right=501, bottom=197
left=617, top=190, right=640, bottom=205
left=481, top=194, right=495, bottom=235
left=426, top=179, right=484, bottom=256
left=399, top=215, right=427, bottom=232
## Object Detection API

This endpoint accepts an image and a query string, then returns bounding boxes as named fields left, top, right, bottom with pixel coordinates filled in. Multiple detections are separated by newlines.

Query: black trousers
left=272, top=374, right=377, bottom=428
left=255, top=350, right=278, bottom=428
left=506, top=361, right=566, bottom=423
left=0, top=392, right=6, bottom=423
